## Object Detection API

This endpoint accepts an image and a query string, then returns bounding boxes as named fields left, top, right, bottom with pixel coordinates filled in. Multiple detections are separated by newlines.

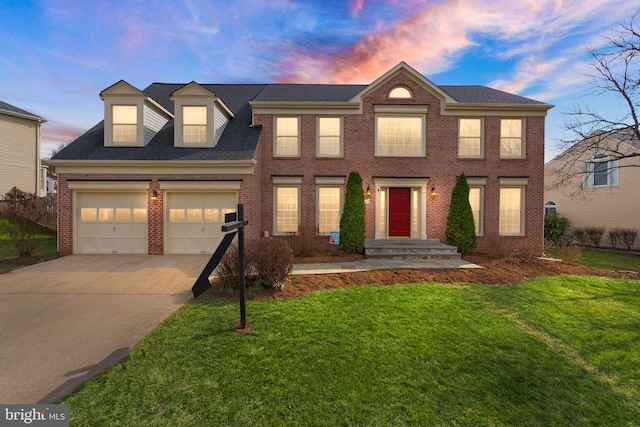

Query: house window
left=317, top=117, right=342, bottom=157
left=500, top=118, right=524, bottom=158
left=544, top=201, right=557, bottom=216
left=459, top=118, right=482, bottom=157
left=275, top=186, right=299, bottom=234
left=389, top=86, right=412, bottom=99
left=112, top=105, right=137, bottom=143
left=275, top=117, right=299, bottom=156
left=183, top=106, right=207, bottom=144
left=499, top=187, right=524, bottom=235
left=376, top=115, right=425, bottom=156
left=584, top=156, right=619, bottom=188
left=469, top=187, right=484, bottom=235
left=317, top=187, right=341, bottom=234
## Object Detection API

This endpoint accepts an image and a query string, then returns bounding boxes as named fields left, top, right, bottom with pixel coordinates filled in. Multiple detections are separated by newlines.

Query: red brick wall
left=56, top=173, right=255, bottom=255
left=255, top=72, right=546, bottom=254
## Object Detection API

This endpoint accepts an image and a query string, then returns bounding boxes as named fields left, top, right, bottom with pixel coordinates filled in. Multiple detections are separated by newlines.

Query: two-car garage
left=69, top=181, right=240, bottom=255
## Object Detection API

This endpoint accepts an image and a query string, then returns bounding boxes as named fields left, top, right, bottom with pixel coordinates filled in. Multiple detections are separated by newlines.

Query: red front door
left=389, top=187, right=411, bottom=237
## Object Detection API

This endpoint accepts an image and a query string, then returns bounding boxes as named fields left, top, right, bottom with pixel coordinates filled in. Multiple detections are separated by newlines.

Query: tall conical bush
left=445, top=173, right=477, bottom=255
left=339, top=171, right=366, bottom=254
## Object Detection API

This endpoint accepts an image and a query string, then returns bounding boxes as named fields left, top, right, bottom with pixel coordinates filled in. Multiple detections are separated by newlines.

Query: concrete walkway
left=292, top=257, right=482, bottom=275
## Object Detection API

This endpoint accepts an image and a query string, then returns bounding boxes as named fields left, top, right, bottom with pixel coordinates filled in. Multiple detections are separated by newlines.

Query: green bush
left=544, top=212, right=570, bottom=245
left=445, top=174, right=477, bottom=255
left=339, top=171, right=366, bottom=254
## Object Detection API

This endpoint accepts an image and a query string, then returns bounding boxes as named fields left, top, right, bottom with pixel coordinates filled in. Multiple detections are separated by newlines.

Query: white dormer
left=100, top=80, right=172, bottom=147
left=170, top=82, right=234, bottom=148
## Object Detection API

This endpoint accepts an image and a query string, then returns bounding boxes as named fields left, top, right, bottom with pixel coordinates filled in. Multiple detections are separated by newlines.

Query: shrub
left=285, top=225, right=320, bottom=257
left=544, top=212, right=569, bottom=245
left=3, top=187, right=42, bottom=257
left=482, top=234, right=505, bottom=258
left=556, top=243, right=582, bottom=264
left=608, top=228, right=621, bottom=249
left=572, top=227, right=588, bottom=246
left=618, top=228, right=638, bottom=251
left=584, top=226, right=605, bottom=247
left=339, top=171, right=366, bottom=254
left=445, top=173, right=476, bottom=255
left=252, top=238, right=293, bottom=290
left=216, top=238, right=293, bottom=290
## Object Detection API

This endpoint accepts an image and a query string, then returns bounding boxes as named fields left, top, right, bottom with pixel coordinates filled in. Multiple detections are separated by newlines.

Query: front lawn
left=576, top=248, right=640, bottom=272
left=63, top=276, right=640, bottom=426
left=0, top=215, right=58, bottom=273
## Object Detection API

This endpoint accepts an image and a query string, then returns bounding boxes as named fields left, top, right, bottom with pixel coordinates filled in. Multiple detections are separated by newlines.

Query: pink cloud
left=350, top=0, right=368, bottom=15
left=42, top=123, right=84, bottom=145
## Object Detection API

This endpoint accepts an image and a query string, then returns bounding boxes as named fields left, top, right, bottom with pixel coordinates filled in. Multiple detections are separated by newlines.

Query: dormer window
left=389, top=86, right=412, bottom=99
left=183, top=106, right=207, bottom=144
left=112, top=105, right=138, bottom=143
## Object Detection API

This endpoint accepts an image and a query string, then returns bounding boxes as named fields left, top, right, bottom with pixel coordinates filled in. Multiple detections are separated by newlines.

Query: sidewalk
left=291, top=258, right=482, bottom=275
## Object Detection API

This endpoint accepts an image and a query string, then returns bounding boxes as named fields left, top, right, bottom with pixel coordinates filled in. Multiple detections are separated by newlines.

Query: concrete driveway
left=0, top=254, right=209, bottom=404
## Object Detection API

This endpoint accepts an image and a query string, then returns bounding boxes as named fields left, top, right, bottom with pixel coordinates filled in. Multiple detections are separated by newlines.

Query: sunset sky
left=0, top=0, right=635, bottom=160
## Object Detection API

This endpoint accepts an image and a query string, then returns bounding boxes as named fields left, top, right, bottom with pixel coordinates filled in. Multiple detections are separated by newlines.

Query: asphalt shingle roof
left=0, top=100, right=45, bottom=121
left=52, top=80, right=549, bottom=162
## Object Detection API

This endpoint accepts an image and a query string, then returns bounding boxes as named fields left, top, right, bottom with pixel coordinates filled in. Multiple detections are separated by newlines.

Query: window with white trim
left=275, top=186, right=299, bottom=234
left=500, top=118, right=524, bottom=158
left=584, top=155, right=618, bottom=188
left=317, top=117, right=342, bottom=157
left=183, top=106, right=207, bottom=144
left=459, top=118, right=483, bottom=157
left=275, top=117, right=299, bottom=156
left=544, top=200, right=557, bottom=216
left=317, top=187, right=342, bottom=234
left=499, top=187, right=524, bottom=235
left=469, top=187, right=484, bottom=235
left=376, top=115, right=425, bottom=156
left=112, top=105, right=138, bottom=143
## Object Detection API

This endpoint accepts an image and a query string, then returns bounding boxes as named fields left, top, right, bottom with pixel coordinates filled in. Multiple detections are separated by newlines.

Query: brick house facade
left=50, top=62, right=552, bottom=256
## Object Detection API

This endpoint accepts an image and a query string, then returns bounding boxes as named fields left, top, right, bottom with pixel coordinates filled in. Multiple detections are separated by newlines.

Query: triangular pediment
left=99, top=80, right=144, bottom=98
left=170, top=81, right=216, bottom=98
left=349, top=62, right=457, bottom=104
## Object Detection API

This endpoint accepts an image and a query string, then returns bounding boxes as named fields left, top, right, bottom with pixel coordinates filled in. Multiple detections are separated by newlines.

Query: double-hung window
left=183, top=106, right=207, bottom=144
left=275, top=117, right=299, bottom=157
left=317, top=117, right=342, bottom=157
left=112, top=105, right=138, bottom=143
left=584, top=156, right=618, bottom=188
left=500, top=118, right=524, bottom=158
left=468, top=187, right=483, bottom=235
left=376, top=115, right=425, bottom=156
left=459, top=118, right=483, bottom=157
left=317, top=187, right=342, bottom=234
left=275, top=186, right=299, bottom=234
left=499, top=187, right=524, bottom=235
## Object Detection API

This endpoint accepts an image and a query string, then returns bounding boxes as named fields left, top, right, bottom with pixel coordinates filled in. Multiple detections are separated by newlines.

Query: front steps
left=364, top=239, right=461, bottom=260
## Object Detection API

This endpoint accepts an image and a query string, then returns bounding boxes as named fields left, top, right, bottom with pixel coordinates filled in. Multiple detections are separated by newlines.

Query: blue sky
left=0, top=0, right=635, bottom=160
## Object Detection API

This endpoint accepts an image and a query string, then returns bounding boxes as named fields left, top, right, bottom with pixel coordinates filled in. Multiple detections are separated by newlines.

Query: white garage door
left=78, top=192, right=148, bottom=254
left=166, top=192, right=237, bottom=254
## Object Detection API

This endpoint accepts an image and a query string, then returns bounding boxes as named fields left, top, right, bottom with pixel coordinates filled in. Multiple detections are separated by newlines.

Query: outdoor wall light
left=150, top=190, right=158, bottom=201
left=430, top=186, right=437, bottom=198
left=366, top=186, right=371, bottom=198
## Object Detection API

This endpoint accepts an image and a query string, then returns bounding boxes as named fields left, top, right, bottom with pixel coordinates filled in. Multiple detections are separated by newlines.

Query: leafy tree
left=551, top=10, right=640, bottom=195
left=339, top=171, right=366, bottom=254
left=445, top=174, right=477, bottom=255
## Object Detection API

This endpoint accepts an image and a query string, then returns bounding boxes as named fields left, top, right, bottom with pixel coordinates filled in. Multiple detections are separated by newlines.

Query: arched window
left=389, top=86, right=412, bottom=99
left=544, top=200, right=557, bottom=216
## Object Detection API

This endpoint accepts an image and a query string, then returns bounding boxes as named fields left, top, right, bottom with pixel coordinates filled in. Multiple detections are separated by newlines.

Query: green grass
left=576, top=248, right=640, bottom=271
left=0, top=215, right=58, bottom=272
left=63, top=277, right=640, bottom=426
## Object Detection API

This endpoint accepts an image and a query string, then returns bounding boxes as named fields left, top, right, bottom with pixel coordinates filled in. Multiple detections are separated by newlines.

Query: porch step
left=365, top=239, right=461, bottom=260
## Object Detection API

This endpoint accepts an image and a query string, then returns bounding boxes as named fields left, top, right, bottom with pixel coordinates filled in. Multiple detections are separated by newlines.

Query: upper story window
left=275, top=116, right=299, bottom=157
left=112, top=105, right=138, bottom=144
left=183, top=106, right=207, bottom=144
left=389, top=86, right=412, bottom=99
left=376, top=115, right=425, bottom=156
left=500, top=118, right=525, bottom=158
left=317, top=117, right=342, bottom=157
left=459, top=118, right=483, bottom=157
left=584, top=155, right=618, bottom=188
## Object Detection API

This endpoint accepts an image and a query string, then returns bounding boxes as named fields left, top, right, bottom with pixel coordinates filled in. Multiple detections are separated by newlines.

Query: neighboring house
left=0, top=100, right=47, bottom=197
left=544, top=130, right=640, bottom=249
left=50, top=62, right=552, bottom=256
left=41, top=160, right=57, bottom=195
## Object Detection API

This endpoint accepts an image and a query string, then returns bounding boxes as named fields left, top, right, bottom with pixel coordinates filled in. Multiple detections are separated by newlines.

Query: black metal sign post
left=221, top=204, right=249, bottom=329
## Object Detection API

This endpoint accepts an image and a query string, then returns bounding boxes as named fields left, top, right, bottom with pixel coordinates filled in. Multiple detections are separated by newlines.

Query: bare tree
left=550, top=10, right=640, bottom=195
